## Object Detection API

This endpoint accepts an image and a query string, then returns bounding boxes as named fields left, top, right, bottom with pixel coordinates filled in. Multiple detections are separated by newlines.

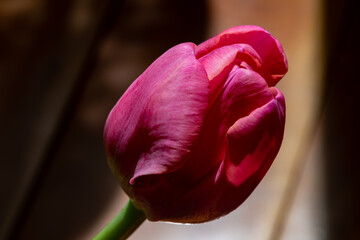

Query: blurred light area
left=280, top=125, right=326, bottom=240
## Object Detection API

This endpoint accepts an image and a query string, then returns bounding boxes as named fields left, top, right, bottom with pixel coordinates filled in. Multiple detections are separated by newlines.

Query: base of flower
left=93, top=199, right=146, bottom=240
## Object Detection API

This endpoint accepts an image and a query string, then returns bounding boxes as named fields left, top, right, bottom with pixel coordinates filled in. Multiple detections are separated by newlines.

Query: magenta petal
left=155, top=68, right=280, bottom=221
left=213, top=66, right=275, bottom=135
left=197, top=44, right=263, bottom=107
left=198, top=44, right=262, bottom=81
left=160, top=89, right=285, bottom=223
left=212, top=89, right=285, bottom=214
left=103, top=25, right=288, bottom=223
left=104, top=43, right=210, bottom=186
left=224, top=88, right=285, bottom=185
left=195, top=25, right=288, bottom=86
left=176, top=67, right=274, bottom=181
left=172, top=67, right=275, bottom=192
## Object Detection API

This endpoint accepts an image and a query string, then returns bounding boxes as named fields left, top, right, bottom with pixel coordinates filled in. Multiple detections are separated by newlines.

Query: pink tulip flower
left=104, top=25, right=288, bottom=223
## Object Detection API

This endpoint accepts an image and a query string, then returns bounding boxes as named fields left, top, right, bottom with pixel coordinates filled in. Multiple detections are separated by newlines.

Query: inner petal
left=197, top=44, right=263, bottom=108
left=214, top=65, right=274, bottom=137
left=195, top=25, right=288, bottom=86
left=173, top=66, right=275, bottom=187
left=198, top=44, right=262, bottom=81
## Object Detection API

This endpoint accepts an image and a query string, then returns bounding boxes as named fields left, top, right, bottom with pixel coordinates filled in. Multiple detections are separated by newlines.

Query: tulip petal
left=171, top=66, right=274, bottom=185
left=104, top=43, right=210, bottom=186
left=195, top=25, right=288, bottom=86
left=163, top=73, right=285, bottom=223
left=197, top=44, right=263, bottom=108
left=213, top=88, right=285, bottom=215
left=224, top=88, right=285, bottom=185
left=198, top=44, right=262, bottom=82
left=104, top=26, right=288, bottom=223
left=212, top=65, right=275, bottom=137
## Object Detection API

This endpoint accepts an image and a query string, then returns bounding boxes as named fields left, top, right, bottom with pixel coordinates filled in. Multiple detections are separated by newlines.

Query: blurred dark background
left=324, top=0, right=360, bottom=239
left=0, top=0, right=359, bottom=239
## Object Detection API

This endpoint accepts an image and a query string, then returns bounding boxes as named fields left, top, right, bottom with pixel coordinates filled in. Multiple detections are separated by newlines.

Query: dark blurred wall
left=0, top=1, right=120, bottom=239
left=324, top=0, right=360, bottom=239
left=0, top=0, right=207, bottom=239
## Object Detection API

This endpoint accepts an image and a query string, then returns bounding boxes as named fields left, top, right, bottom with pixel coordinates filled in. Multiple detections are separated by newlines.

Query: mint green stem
left=93, top=200, right=146, bottom=240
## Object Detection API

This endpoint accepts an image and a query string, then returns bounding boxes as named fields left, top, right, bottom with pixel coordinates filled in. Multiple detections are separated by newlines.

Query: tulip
left=104, top=25, right=288, bottom=224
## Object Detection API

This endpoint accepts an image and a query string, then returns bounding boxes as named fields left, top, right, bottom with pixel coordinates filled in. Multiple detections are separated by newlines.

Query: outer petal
left=173, top=66, right=275, bottom=191
left=195, top=25, right=288, bottom=86
left=104, top=43, right=209, bottom=189
left=215, top=88, right=285, bottom=216
left=143, top=66, right=281, bottom=223
left=158, top=89, right=285, bottom=223
left=198, top=44, right=262, bottom=82
left=212, top=66, right=275, bottom=137
left=197, top=44, right=262, bottom=107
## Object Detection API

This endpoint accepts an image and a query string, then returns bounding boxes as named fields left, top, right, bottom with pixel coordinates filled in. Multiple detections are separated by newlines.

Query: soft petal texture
left=104, top=43, right=209, bottom=187
left=198, top=44, right=262, bottom=107
left=128, top=66, right=283, bottom=222
left=198, top=44, right=262, bottom=81
left=104, top=25, right=288, bottom=223
left=224, top=88, right=285, bottom=186
left=154, top=88, right=285, bottom=223
left=195, top=25, right=288, bottom=86
left=215, top=89, right=285, bottom=216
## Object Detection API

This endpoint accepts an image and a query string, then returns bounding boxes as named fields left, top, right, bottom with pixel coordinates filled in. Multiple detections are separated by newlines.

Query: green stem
left=94, top=200, right=146, bottom=240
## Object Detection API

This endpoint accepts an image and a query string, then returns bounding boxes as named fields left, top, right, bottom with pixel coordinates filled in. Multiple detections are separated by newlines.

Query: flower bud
left=104, top=25, right=288, bottom=223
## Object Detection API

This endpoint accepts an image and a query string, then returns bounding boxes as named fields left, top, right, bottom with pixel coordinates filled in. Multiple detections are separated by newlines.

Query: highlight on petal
left=211, top=65, right=275, bottom=134
left=104, top=43, right=210, bottom=188
left=195, top=25, right=288, bottom=86
left=197, top=43, right=263, bottom=108
left=198, top=43, right=262, bottom=82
